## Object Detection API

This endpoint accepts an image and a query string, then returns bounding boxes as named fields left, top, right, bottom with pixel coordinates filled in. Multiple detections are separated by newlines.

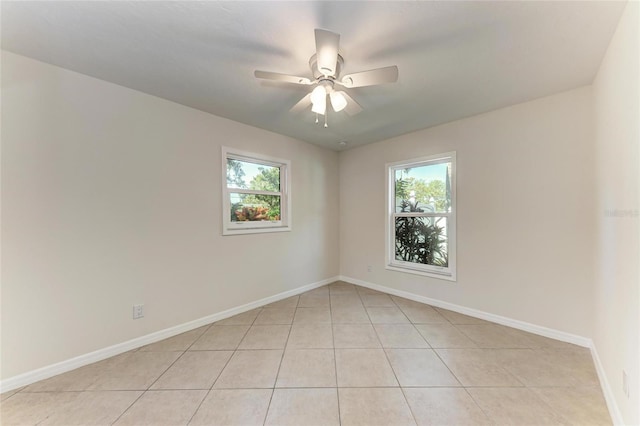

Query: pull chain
left=324, top=113, right=328, bottom=128
left=315, top=113, right=319, bottom=124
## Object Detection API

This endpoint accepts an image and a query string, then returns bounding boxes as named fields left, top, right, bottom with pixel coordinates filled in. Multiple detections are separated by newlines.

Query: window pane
left=394, top=163, right=451, bottom=213
left=227, top=158, right=280, bottom=192
left=394, top=216, right=448, bottom=267
left=230, top=193, right=281, bottom=222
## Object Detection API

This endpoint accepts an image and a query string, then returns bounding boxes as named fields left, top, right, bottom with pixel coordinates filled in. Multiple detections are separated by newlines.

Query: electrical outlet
left=367, top=265, right=372, bottom=272
left=133, top=304, right=144, bottom=319
left=623, top=370, right=629, bottom=397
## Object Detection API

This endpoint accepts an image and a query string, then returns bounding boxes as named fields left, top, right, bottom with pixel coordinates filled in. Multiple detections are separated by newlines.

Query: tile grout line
left=145, top=325, right=213, bottom=389
left=414, top=304, right=473, bottom=392
left=388, top=293, right=437, bottom=351
left=460, top=386, right=494, bottom=423
left=328, top=284, right=342, bottom=426
left=111, top=319, right=219, bottom=425
left=363, top=289, right=419, bottom=426
left=6, top=282, right=608, bottom=425
left=108, top=388, right=148, bottom=425
left=187, top=307, right=264, bottom=425
left=261, top=295, right=299, bottom=425
left=184, top=390, right=209, bottom=426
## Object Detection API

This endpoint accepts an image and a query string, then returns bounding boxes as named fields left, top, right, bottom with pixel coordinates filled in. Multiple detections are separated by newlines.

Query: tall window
left=386, top=152, right=456, bottom=280
left=222, top=147, right=291, bottom=235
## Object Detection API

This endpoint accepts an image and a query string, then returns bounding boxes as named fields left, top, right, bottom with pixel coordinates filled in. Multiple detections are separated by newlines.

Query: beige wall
left=593, top=1, right=640, bottom=423
left=1, top=51, right=339, bottom=379
left=339, top=86, right=595, bottom=337
left=2, top=8, right=638, bottom=421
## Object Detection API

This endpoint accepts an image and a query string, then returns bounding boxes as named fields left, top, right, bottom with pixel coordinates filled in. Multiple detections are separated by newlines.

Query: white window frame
left=385, top=152, right=456, bottom=281
left=222, top=146, right=291, bottom=235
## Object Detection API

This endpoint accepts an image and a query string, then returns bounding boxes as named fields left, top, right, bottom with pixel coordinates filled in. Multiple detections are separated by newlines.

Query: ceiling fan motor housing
left=309, top=53, right=344, bottom=80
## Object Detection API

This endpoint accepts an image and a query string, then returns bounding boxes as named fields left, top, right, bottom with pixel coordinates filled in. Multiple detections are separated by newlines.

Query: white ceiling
left=1, top=1, right=626, bottom=150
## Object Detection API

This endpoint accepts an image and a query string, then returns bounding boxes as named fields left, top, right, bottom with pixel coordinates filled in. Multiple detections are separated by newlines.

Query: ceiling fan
left=254, top=29, right=399, bottom=127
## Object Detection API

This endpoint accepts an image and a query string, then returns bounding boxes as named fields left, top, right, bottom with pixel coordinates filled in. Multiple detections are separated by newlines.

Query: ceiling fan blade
left=254, top=70, right=312, bottom=85
left=341, top=65, right=398, bottom=88
left=315, top=29, right=340, bottom=76
left=339, top=91, right=363, bottom=116
left=290, top=93, right=313, bottom=113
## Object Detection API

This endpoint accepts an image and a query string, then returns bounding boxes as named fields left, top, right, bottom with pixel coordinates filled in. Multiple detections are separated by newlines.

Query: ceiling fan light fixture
left=311, top=96, right=326, bottom=115
left=310, top=85, right=327, bottom=105
left=330, top=91, right=348, bottom=112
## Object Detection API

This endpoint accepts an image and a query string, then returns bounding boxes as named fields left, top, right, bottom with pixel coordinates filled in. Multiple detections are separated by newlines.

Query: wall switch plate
left=133, top=304, right=144, bottom=319
left=622, top=370, right=629, bottom=397
left=367, top=265, right=372, bottom=272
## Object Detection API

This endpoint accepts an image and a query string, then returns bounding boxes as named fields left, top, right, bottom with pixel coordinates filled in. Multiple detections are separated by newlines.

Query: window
left=222, top=147, right=291, bottom=235
left=386, top=152, right=456, bottom=280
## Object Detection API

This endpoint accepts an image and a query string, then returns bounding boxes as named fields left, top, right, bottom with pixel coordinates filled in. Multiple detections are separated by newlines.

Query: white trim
left=339, top=274, right=622, bottom=425
left=386, top=152, right=456, bottom=281
left=339, top=275, right=590, bottom=346
left=226, top=152, right=284, bottom=169
left=222, top=146, right=292, bottom=236
left=0, top=275, right=338, bottom=393
left=590, top=343, right=624, bottom=425
left=230, top=188, right=283, bottom=197
left=385, top=264, right=456, bottom=281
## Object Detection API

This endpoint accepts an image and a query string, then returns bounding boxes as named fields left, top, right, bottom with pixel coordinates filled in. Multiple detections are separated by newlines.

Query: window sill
left=385, top=264, right=456, bottom=282
left=223, top=226, right=291, bottom=236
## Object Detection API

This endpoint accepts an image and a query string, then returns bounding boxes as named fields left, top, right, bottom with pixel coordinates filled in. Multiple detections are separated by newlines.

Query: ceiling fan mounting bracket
left=309, top=54, right=344, bottom=80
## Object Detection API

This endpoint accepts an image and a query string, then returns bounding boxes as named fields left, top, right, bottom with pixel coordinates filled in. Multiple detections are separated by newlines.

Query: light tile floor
left=1, top=282, right=612, bottom=425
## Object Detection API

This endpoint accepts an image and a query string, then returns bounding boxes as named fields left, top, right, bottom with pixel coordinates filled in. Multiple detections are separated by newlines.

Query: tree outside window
left=222, top=147, right=291, bottom=235
left=386, top=153, right=456, bottom=280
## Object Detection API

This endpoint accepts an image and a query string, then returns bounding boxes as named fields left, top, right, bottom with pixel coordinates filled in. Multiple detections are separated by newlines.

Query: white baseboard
left=340, top=275, right=590, bottom=347
left=340, top=275, right=622, bottom=425
left=0, top=275, right=338, bottom=393
left=3, top=273, right=623, bottom=426
left=590, top=343, right=624, bottom=425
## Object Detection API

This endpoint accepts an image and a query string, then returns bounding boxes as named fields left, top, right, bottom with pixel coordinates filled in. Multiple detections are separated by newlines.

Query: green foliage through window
left=227, top=159, right=282, bottom=221
left=227, top=159, right=246, bottom=188
left=394, top=166, right=450, bottom=267
left=243, top=166, right=281, bottom=220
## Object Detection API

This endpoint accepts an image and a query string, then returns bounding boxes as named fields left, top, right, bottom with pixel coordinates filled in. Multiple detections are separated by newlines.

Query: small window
left=386, top=152, right=456, bottom=280
left=222, top=147, right=291, bottom=235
